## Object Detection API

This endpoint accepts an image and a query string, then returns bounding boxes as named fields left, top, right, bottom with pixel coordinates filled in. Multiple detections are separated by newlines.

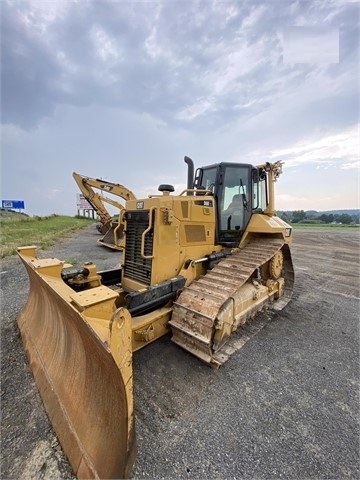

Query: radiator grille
left=124, top=210, right=153, bottom=285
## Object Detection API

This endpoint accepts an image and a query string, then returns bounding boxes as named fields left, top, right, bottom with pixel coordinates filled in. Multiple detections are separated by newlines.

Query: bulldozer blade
left=16, top=247, right=135, bottom=479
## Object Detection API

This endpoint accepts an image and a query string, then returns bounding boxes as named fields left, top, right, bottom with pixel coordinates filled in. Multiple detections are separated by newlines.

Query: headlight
left=285, top=227, right=292, bottom=237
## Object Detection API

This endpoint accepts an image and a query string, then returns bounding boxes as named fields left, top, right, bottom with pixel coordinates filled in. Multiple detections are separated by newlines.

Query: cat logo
left=136, top=201, right=144, bottom=209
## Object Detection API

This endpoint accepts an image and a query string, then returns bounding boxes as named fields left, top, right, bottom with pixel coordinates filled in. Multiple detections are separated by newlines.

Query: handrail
left=141, top=207, right=155, bottom=260
left=178, top=189, right=213, bottom=196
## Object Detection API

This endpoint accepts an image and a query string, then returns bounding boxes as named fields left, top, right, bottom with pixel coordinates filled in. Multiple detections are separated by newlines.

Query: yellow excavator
left=73, top=172, right=137, bottom=249
left=17, top=157, right=294, bottom=479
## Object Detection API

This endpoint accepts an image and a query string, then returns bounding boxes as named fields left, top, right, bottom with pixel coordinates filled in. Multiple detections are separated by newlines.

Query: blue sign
left=2, top=200, right=25, bottom=209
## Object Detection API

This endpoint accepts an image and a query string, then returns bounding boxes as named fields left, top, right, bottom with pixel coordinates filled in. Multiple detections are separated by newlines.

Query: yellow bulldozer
left=17, top=157, right=294, bottom=479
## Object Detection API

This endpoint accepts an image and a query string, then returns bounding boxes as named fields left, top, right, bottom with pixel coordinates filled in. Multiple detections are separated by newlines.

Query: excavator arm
left=73, top=172, right=137, bottom=234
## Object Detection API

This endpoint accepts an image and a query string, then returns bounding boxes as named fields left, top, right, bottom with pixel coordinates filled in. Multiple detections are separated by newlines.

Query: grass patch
left=0, top=214, right=94, bottom=258
left=63, top=257, right=79, bottom=265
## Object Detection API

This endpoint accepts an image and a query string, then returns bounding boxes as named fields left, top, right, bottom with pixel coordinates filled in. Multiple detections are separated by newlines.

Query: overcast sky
left=1, top=0, right=359, bottom=216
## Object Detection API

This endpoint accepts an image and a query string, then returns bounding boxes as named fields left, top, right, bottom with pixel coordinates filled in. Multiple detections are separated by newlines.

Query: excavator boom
left=73, top=172, right=136, bottom=249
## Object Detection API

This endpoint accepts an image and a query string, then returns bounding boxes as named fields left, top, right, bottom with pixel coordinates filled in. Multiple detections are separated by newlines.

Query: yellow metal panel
left=241, top=213, right=292, bottom=246
left=159, top=225, right=179, bottom=245
left=70, top=286, right=118, bottom=308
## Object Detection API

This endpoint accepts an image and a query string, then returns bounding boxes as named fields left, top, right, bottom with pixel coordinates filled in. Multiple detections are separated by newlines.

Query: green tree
left=292, top=210, right=307, bottom=223
left=319, top=213, right=334, bottom=224
left=338, top=213, right=352, bottom=224
left=279, top=212, right=291, bottom=222
left=319, top=213, right=328, bottom=223
left=352, top=213, right=360, bottom=224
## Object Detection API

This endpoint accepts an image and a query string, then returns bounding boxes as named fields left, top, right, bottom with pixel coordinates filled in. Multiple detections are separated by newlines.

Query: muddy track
left=1, top=226, right=359, bottom=479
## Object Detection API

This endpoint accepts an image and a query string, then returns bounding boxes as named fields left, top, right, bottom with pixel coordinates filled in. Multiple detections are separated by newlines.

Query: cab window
left=197, top=167, right=217, bottom=193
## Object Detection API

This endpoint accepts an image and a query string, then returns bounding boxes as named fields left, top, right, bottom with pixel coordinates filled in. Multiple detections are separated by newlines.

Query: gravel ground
left=1, top=226, right=359, bottom=479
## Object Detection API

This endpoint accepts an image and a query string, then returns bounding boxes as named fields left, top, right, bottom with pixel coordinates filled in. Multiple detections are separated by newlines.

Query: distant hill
left=278, top=209, right=359, bottom=217
left=317, top=209, right=360, bottom=216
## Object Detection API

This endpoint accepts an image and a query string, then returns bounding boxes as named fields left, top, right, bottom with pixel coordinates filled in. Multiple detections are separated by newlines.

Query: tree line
left=278, top=210, right=359, bottom=225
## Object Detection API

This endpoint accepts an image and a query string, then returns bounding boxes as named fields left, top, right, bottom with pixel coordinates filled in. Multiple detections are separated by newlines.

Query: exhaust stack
left=184, top=156, right=194, bottom=194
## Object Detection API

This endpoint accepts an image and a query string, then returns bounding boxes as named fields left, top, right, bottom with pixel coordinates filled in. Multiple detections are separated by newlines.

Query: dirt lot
left=1, top=226, right=359, bottom=479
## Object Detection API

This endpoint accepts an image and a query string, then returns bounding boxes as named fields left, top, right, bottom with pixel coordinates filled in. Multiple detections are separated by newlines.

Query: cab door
left=215, top=163, right=253, bottom=246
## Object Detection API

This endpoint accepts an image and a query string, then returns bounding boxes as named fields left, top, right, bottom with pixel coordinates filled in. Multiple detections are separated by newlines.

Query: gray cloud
left=2, top=0, right=358, bottom=131
left=1, top=2, right=61, bottom=127
left=1, top=0, right=359, bottom=215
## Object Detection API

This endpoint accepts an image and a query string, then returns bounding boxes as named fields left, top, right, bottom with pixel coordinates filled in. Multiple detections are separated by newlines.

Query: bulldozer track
left=169, top=237, right=293, bottom=367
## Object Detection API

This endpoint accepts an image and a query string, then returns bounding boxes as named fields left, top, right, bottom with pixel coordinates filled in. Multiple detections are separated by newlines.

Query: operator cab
left=194, top=163, right=266, bottom=247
